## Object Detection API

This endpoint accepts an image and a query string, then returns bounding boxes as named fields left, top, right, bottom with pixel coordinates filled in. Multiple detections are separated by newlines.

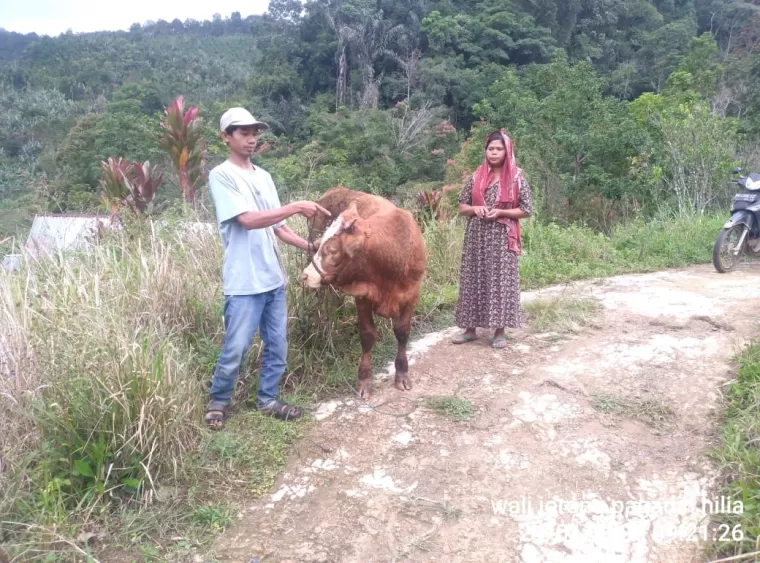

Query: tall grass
left=0, top=204, right=727, bottom=560
left=0, top=218, right=224, bottom=559
left=708, top=343, right=760, bottom=560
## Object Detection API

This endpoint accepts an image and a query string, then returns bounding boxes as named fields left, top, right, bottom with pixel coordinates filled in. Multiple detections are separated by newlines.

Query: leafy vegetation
left=1, top=0, right=759, bottom=560
left=0, top=0, right=758, bottom=239
left=709, top=342, right=760, bottom=559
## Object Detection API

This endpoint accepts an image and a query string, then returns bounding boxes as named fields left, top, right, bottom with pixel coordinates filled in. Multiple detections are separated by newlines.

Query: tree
left=475, top=53, right=649, bottom=223
left=327, top=3, right=404, bottom=109
left=269, top=0, right=304, bottom=22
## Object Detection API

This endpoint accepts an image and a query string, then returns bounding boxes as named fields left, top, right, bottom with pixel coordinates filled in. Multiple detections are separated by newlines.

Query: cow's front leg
left=392, top=305, right=413, bottom=391
left=356, top=297, right=376, bottom=400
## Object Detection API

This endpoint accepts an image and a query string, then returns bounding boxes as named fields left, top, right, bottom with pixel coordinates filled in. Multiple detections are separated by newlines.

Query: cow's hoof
left=357, top=380, right=372, bottom=400
left=395, top=374, right=413, bottom=391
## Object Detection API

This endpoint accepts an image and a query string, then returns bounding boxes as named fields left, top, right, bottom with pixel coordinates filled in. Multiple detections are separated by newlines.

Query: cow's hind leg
left=356, top=297, right=376, bottom=400
left=393, top=304, right=413, bottom=391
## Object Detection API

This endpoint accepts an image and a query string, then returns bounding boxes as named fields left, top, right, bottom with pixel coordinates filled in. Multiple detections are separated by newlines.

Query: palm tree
left=327, top=4, right=405, bottom=109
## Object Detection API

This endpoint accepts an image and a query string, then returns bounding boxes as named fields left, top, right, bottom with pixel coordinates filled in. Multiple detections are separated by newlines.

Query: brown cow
left=301, top=186, right=426, bottom=399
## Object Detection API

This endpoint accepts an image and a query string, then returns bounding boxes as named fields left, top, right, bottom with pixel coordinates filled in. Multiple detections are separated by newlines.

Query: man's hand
left=291, top=201, right=331, bottom=219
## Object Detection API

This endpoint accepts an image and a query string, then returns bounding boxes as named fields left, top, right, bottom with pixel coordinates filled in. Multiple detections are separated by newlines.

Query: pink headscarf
left=471, top=129, right=525, bottom=255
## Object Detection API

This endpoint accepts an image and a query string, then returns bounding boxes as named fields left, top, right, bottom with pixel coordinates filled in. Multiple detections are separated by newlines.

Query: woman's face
left=486, top=139, right=506, bottom=167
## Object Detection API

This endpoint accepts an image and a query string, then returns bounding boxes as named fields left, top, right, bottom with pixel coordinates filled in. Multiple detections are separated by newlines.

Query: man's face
left=222, top=126, right=261, bottom=156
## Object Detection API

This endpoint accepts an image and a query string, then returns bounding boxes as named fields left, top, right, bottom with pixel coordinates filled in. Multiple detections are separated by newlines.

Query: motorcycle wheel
left=713, top=225, right=747, bottom=273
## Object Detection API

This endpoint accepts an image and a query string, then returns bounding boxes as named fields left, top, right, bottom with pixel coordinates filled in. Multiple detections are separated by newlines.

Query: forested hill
left=1, top=0, right=759, bottom=244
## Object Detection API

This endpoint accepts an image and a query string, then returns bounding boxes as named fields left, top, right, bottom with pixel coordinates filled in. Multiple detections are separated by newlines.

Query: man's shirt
left=208, top=159, right=286, bottom=295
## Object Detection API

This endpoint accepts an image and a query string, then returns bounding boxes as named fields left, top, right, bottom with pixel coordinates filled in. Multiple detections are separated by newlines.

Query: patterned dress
left=455, top=174, right=534, bottom=329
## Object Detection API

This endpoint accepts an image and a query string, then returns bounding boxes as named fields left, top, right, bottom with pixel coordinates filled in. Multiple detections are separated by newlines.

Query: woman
left=452, top=129, right=533, bottom=348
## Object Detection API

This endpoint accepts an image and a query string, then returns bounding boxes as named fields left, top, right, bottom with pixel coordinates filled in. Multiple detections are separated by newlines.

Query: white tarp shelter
left=1, top=214, right=217, bottom=273
left=23, top=213, right=110, bottom=258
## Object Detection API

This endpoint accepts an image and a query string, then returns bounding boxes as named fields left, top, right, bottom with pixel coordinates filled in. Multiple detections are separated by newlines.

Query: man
left=204, top=107, right=331, bottom=429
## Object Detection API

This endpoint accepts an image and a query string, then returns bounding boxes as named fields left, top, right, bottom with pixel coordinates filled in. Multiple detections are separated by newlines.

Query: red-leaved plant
left=417, top=189, right=452, bottom=221
left=100, top=157, right=163, bottom=217
left=158, top=96, right=207, bottom=204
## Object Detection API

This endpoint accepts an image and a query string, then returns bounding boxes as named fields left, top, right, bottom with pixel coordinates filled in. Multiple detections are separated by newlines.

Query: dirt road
left=206, top=263, right=760, bottom=563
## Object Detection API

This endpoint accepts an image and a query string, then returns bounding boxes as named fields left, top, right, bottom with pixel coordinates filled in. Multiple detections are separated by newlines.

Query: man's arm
left=209, top=170, right=330, bottom=231
left=235, top=201, right=331, bottom=231
left=235, top=204, right=298, bottom=230
left=274, top=224, right=318, bottom=252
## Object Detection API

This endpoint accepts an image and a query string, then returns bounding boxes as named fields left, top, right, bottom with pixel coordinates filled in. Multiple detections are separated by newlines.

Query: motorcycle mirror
left=733, top=166, right=743, bottom=174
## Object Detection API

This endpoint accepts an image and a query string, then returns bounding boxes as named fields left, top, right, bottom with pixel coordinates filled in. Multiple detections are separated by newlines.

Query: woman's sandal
left=257, top=399, right=304, bottom=421
left=205, top=400, right=229, bottom=430
left=491, top=336, right=508, bottom=349
left=452, top=332, right=477, bottom=344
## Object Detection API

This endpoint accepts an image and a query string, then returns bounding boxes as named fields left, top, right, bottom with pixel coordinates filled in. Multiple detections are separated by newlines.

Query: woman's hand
left=472, top=206, right=488, bottom=218
left=458, top=204, right=499, bottom=219
left=484, top=208, right=503, bottom=221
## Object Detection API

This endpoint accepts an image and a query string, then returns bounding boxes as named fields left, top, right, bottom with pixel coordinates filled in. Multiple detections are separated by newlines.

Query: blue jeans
left=209, top=286, right=288, bottom=407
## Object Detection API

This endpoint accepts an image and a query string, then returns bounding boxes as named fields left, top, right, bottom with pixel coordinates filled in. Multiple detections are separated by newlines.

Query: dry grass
left=523, top=293, right=602, bottom=333
left=389, top=521, right=442, bottom=562
left=0, top=217, right=224, bottom=559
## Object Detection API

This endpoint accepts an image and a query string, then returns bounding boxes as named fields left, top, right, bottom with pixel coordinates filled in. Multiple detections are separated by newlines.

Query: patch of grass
left=197, top=410, right=307, bottom=497
left=87, top=411, right=306, bottom=561
left=591, top=393, right=676, bottom=429
left=706, top=342, right=760, bottom=560
left=523, top=295, right=602, bottom=333
left=519, top=212, right=725, bottom=289
left=189, top=503, right=235, bottom=532
left=424, top=396, right=476, bottom=421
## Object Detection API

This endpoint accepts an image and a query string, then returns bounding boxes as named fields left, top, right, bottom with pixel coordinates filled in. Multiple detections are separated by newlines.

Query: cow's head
left=301, top=202, right=366, bottom=288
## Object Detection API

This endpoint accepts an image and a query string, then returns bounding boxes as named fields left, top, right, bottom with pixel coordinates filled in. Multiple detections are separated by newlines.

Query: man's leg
left=256, top=285, right=302, bottom=420
left=206, top=294, right=265, bottom=426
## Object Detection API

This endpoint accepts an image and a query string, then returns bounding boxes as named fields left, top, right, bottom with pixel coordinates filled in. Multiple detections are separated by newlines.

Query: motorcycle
left=713, top=167, right=760, bottom=273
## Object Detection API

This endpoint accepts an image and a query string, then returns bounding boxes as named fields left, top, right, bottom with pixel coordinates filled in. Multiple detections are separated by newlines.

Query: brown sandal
left=257, top=399, right=303, bottom=421
left=205, top=400, right=229, bottom=430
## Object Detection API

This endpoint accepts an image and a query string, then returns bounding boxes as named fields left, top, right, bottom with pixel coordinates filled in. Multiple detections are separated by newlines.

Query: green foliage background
left=1, top=0, right=759, bottom=246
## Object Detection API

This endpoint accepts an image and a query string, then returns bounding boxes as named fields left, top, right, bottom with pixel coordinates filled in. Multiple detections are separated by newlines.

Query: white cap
left=219, top=107, right=269, bottom=132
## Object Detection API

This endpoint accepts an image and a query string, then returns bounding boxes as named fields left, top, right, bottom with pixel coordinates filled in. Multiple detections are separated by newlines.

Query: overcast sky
left=0, top=0, right=272, bottom=36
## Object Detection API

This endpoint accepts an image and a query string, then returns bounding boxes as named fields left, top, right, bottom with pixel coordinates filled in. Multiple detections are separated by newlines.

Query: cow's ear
left=343, top=218, right=357, bottom=234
